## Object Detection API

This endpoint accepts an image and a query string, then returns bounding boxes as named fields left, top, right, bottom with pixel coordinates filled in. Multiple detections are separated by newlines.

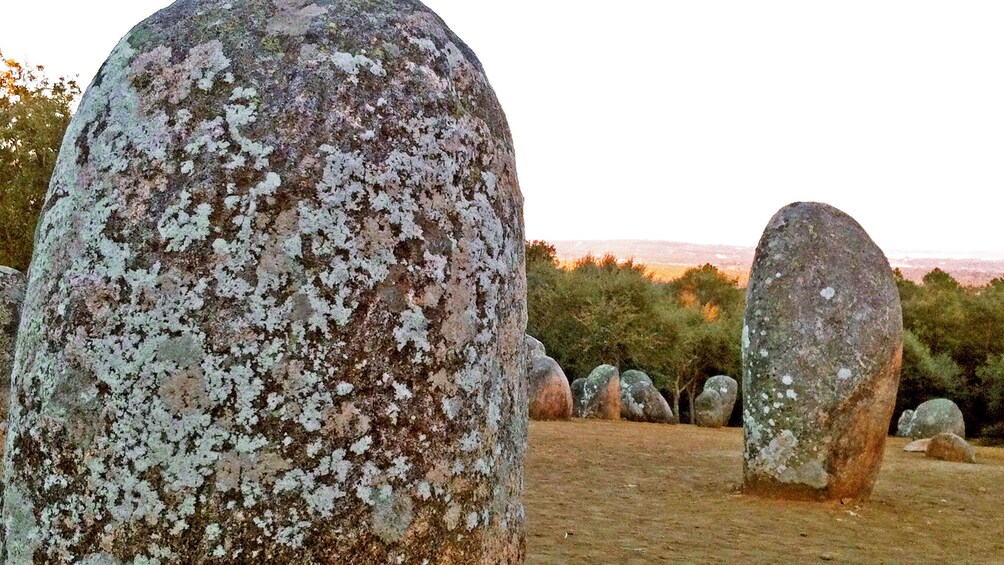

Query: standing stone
left=1, top=2, right=526, bottom=563
left=572, top=365, right=621, bottom=420
left=528, top=356, right=573, bottom=421
left=620, top=373, right=674, bottom=424
left=743, top=202, right=903, bottom=501
left=900, top=399, right=965, bottom=439
left=694, top=389, right=725, bottom=428
left=0, top=267, right=26, bottom=471
left=695, top=375, right=738, bottom=428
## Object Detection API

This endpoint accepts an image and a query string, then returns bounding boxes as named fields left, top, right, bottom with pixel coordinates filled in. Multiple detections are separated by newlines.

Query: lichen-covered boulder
left=896, top=409, right=916, bottom=437
left=0, top=267, right=26, bottom=468
left=572, top=365, right=620, bottom=420
left=742, top=202, right=903, bottom=502
left=620, top=369, right=652, bottom=388
left=525, top=335, right=546, bottom=361
left=528, top=356, right=572, bottom=421
left=900, top=399, right=965, bottom=439
left=695, top=375, right=737, bottom=428
left=925, top=433, right=976, bottom=464
left=571, top=378, right=587, bottom=415
left=694, top=389, right=725, bottom=428
left=621, top=381, right=673, bottom=423
left=1, top=1, right=526, bottom=562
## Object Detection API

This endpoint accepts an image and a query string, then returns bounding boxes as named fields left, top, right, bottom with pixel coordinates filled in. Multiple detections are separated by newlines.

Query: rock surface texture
left=898, top=399, right=965, bottom=439
left=903, top=439, right=931, bottom=453
left=896, top=410, right=915, bottom=437
left=695, top=375, right=737, bottom=428
left=925, top=433, right=976, bottom=464
left=0, top=1, right=527, bottom=563
left=0, top=267, right=26, bottom=469
left=742, top=202, right=903, bottom=501
left=527, top=356, right=572, bottom=421
left=572, top=365, right=620, bottom=420
left=694, top=389, right=725, bottom=428
left=524, top=335, right=545, bottom=361
left=620, top=377, right=673, bottom=424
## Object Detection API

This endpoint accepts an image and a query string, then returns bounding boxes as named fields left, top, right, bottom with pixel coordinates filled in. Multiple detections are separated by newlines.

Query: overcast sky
left=4, top=1, right=1004, bottom=257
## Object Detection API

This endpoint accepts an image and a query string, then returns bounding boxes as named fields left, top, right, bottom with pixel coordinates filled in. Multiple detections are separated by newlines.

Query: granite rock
left=0, top=1, right=526, bottom=562
left=742, top=202, right=903, bottom=501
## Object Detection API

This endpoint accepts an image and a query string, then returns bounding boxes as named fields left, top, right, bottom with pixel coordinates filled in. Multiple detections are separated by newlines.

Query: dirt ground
left=525, top=420, right=1004, bottom=564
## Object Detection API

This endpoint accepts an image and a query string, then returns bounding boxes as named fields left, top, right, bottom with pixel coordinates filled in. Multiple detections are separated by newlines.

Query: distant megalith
left=1, top=2, right=526, bottom=562
left=525, top=335, right=546, bottom=361
left=925, top=433, right=976, bottom=464
left=896, top=410, right=916, bottom=437
left=0, top=267, right=25, bottom=469
left=694, top=389, right=725, bottom=428
left=572, top=365, right=621, bottom=419
left=619, top=371, right=673, bottom=423
left=528, top=356, right=573, bottom=421
left=742, top=202, right=903, bottom=502
left=620, top=369, right=653, bottom=388
left=695, top=375, right=738, bottom=428
left=898, top=399, right=965, bottom=439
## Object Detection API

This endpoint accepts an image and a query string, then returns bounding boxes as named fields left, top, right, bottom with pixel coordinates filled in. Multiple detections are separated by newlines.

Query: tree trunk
left=687, top=383, right=697, bottom=424
left=672, top=382, right=682, bottom=423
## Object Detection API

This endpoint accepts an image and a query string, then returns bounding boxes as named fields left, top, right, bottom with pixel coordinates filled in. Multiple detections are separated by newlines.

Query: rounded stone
left=528, top=356, right=572, bottom=421
left=925, top=433, right=976, bottom=464
left=1, top=2, right=526, bottom=562
left=572, top=365, right=621, bottom=420
left=620, top=369, right=653, bottom=388
left=903, top=399, right=965, bottom=439
left=896, top=409, right=916, bottom=437
left=525, top=335, right=546, bottom=361
left=621, top=381, right=674, bottom=424
left=0, top=267, right=26, bottom=471
left=742, top=202, right=903, bottom=502
left=696, top=375, right=737, bottom=428
left=694, top=389, right=725, bottom=428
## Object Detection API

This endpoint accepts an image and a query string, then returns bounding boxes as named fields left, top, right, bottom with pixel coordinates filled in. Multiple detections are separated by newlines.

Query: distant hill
left=549, top=240, right=1004, bottom=287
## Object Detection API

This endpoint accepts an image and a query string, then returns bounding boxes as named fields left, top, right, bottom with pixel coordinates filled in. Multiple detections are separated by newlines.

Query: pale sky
left=4, top=1, right=1004, bottom=258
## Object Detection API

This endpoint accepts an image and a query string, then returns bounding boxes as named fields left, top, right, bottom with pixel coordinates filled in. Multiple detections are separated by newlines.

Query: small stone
left=528, top=356, right=573, bottom=421
left=695, top=375, right=737, bottom=428
left=820, top=552, right=834, bottom=561
left=620, top=377, right=674, bottom=424
left=925, top=433, right=976, bottom=464
left=903, top=438, right=931, bottom=453
left=743, top=202, right=903, bottom=502
left=572, top=365, right=621, bottom=420
left=694, top=389, right=725, bottom=428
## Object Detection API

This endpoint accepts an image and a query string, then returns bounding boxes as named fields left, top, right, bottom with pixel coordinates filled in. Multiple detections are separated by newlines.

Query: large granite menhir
left=1, top=1, right=527, bottom=562
left=0, top=267, right=25, bottom=471
left=743, top=202, right=903, bottom=502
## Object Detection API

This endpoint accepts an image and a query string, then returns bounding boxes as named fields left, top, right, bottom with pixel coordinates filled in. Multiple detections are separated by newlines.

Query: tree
left=0, top=51, right=79, bottom=271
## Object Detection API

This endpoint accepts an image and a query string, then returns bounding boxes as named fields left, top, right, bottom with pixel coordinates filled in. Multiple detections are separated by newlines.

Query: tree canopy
left=0, top=51, right=79, bottom=272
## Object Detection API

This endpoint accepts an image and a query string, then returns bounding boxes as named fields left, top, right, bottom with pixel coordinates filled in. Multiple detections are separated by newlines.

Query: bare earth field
left=525, top=420, right=1004, bottom=564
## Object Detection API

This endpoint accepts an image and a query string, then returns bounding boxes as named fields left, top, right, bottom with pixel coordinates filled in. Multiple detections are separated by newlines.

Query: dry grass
left=526, top=420, right=1004, bottom=564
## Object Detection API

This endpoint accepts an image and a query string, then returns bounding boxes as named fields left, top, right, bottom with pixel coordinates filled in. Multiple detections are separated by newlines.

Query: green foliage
left=0, top=51, right=79, bottom=271
left=898, top=271, right=1004, bottom=436
left=527, top=245, right=744, bottom=423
